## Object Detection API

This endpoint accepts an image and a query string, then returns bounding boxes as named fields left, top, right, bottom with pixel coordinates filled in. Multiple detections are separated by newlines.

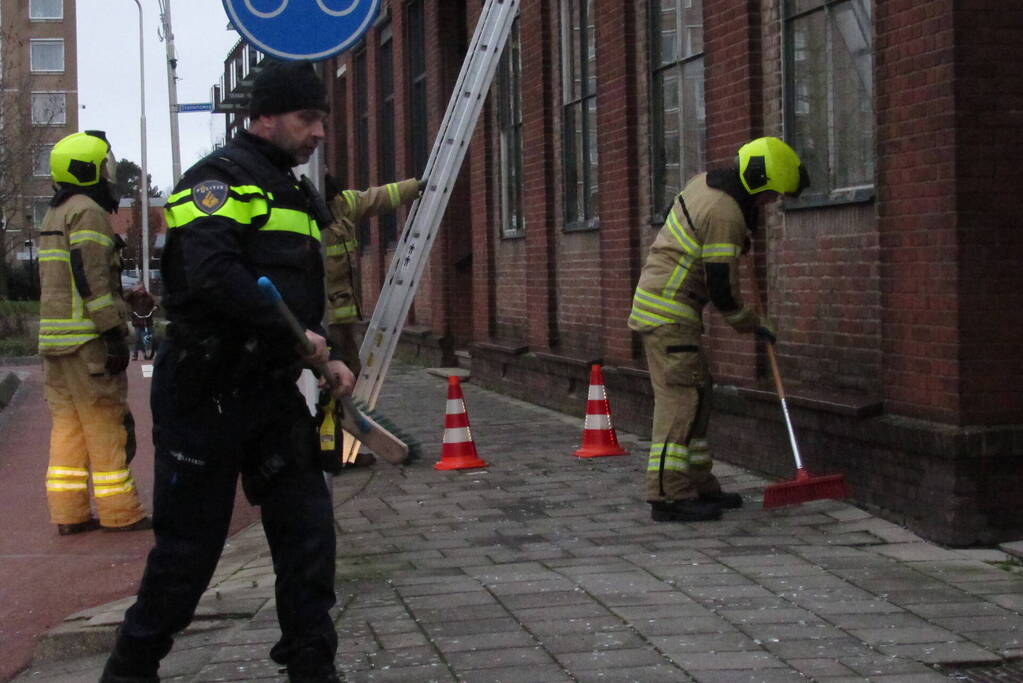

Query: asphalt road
left=0, top=358, right=260, bottom=682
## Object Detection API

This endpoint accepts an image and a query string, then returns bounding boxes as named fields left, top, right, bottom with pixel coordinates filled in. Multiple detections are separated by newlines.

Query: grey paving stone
left=429, top=630, right=538, bottom=652
left=457, top=665, right=573, bottom=682
left=649, top=631, right=761, bottom=654
left=666, top=650, right=787, bottom=671
left=876, top=641, right=1002, bottom=664
left=554, top=647, right=668, bottom=670
left=573, top=666, right=693, bottom=683
left=445, top=645, right=557, bottom=670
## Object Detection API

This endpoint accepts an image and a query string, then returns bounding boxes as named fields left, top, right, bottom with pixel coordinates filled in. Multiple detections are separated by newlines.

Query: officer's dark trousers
left=110, top=343, right=337, bottom=675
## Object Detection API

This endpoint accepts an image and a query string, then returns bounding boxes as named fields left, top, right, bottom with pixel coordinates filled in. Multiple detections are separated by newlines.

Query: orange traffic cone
left=574, top=364, right=628, bottom=458
left=435, top=376, right=488, bottom=470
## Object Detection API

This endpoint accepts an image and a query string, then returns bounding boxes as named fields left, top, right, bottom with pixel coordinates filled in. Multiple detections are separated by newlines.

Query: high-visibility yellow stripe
left=260, top=207, right=320, bottom=241
left=329, top=304, right=358, bottom=323
left=85, top=293, right=114, bottom=313
left=325, top=239, right=358, bottom=256
left=702, top=242, right=741, bottom=259
left=165, top=194, right=268, bottom=229
left=386, top=182, right=400, bottom=207
left=48, top=466, right=89, bottom=477
left=46, top=481, right=89, bottom=491
left=69, top=230, right=114, bottom=248
left=93, top=470, right=131, bottom=484
left=342, top=190, right=357, bottom=213
left=663, top=255, right=695, bottom=299
left=632, top=288, right=699, bottom=321
left=39, top=249, right=70, bottom=262
left=666, top=210, right=701, bottom=256
left=95, top=482, right=137, bottom=497
left=647, top=442, right=690, bottom=472
left=40, top=318, right=97, bottom=330
left=39, top=334, right=99, bottom=346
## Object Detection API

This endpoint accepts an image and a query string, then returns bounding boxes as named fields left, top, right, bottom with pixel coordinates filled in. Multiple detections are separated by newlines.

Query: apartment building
left=0, top=0, right=78, bottom=291
left=213, top=1, right=1023, bottom=546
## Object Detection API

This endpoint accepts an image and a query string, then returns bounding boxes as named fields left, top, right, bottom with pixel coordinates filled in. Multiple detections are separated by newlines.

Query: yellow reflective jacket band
left=663, top=254, right=696, bottom=300
left=39, top=318, right=99, bottom=347
left=165, top=194, right=269, bottom=229
left=39, top=248, right=70, bottom=263
left=629, top=287, right=699, bottom=329
left=647, top=442, right=690, bottom=472
left=342, top=190, right=357, bottom=213
left=666, top=210, right=701, bottom=256
left=261, top=207, right=321, bottom=241
left=329, top=303, right=358, bottom=323
left=325, top=238, right=358, bottom=257
left=702, top=242, right=741, bottom=260
left=85, top=292, right=115, bottom=313
left=48, top=466, right=89, bottom=477
left=69, top=230, right=114, bottom=248
left=386, top=182, right=400, bottom=208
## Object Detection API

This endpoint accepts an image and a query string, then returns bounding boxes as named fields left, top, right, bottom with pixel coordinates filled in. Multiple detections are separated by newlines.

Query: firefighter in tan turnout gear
left=38, top=131, right=151, bottom=535
left=629, top=137, right=809, bottom=523
left=322, top=174, right=421, bottom=375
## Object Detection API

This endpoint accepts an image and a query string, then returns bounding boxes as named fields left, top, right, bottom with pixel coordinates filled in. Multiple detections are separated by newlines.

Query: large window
left=29, top=0, right=63, bottom=20
left=561, top=0, right=598, bottom=228
left=34, top=145, right=54, bottom=176
left=377, top=23, right=398, bottom=247
left=31, top=92, right=66, bottom=125
left=33, top=198, right=51, bottom=227
left=405, top=0, right=428, bottom=178
left=496, top=17, right=523, bottom=238
left=650, top=0, right=705, bottom=219
left=784, top=0, right=874, bottom=202
left=30, top=39, right=64, bottom=72
left=353, top=48, right=370, bottom=247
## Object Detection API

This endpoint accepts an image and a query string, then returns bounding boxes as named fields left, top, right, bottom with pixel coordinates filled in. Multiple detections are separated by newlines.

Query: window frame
left=783, top=0, right=875, bottom=208
left=29, top=0, right=63, bottom=21
left=30, top=38, right=65, bottom=73
left=31, top=91, right=67, bottom=126
left=496, top=16, right=524, bottom=239
left=649, top=0, right=706, bottom=225
left=405, top=0, right=428, bottom=178
left=560, top=0, right=599, bottom=231
left=377, top=22, right=398, bottom=247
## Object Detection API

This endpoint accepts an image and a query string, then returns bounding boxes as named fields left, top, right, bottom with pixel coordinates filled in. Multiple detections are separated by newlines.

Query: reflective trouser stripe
left=648, top=442, right=689, bottom=472
left=46, top=466, right=90, bottom=492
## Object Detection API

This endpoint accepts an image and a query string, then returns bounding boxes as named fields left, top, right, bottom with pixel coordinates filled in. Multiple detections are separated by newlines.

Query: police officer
left=100, top=61, right=354, bottom=683
left=628, top=137, right=809, bottom=523
left=38, top=131, right=151, bottom=535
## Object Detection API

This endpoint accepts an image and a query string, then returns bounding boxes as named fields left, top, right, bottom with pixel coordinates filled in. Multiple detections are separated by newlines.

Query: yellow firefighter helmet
left=737, top=136, right=809, bottom=197
left=50, top=131, right=117, bottom=187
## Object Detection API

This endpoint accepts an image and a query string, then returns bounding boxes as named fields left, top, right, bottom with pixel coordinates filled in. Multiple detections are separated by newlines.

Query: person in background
left=37, top=131, right=152, bottom=536
left=124, top=283, right=158, bottom=360
left=628, top=136, right=809, bottom=523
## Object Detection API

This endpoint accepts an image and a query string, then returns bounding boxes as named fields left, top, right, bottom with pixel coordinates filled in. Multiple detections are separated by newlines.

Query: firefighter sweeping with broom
left=628, top=137, right=809, bottom=522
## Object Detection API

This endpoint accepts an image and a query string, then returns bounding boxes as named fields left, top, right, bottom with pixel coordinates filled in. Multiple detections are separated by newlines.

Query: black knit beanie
left=249, top=60, right=329, bottom=118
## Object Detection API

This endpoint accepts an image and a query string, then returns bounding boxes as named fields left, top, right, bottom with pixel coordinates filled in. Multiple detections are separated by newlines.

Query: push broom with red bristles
left=745, top=258, right=850, bottom=508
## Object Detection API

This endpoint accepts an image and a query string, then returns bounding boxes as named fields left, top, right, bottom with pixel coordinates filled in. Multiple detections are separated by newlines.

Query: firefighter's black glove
left=101, top=328, right=130, bottom=374
left=324, top=173, right=340, bottom=202
left=754, top=324, right=777, bottom=345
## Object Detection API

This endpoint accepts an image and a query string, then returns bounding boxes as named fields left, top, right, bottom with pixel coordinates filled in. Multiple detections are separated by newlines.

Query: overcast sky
left=77, top=1, right=240, bottom=196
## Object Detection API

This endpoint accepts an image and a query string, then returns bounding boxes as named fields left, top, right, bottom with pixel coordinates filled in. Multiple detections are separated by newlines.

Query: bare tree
left=0, top=24, right=66, bottom=299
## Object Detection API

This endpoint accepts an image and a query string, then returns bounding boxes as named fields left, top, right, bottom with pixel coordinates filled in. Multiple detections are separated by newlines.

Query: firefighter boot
left=699, top=490, right=744, bottom=509
left=57, top=518, right=100, bottom=536
left=650, top=499, right=722, bottom=522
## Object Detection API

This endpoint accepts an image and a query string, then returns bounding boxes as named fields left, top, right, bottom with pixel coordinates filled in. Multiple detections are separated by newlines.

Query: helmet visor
left=102, top=148, right=117, bottom=186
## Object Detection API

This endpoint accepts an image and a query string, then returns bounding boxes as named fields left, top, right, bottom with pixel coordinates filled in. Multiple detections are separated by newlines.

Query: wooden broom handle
left=744, top=256, right=787, bottom=402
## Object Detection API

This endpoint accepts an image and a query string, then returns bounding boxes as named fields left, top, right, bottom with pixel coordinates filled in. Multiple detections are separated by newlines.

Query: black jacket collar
left=236, top=130, right=296, bottom=171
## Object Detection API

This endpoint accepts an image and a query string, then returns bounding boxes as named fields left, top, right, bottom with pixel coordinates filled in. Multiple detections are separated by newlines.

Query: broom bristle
left=352, top=400, right=422, bottom=461
left=763, top=470, right=850, bottom=509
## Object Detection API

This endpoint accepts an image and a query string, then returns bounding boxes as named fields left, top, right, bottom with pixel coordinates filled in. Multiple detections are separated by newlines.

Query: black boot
left=650, top=499, right=722, bottom=522
left=99, top=656, right=159, bottom=683
left=699, top=490, right=744, bottom=509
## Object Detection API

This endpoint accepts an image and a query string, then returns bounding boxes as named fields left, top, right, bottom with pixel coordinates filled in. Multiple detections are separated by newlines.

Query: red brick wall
left=876, top=0, right=961, bottom=423
left=954, top=3, right=1023, bottom=425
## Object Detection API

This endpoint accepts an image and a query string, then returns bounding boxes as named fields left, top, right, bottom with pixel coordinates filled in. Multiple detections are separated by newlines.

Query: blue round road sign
left=223, top=0, right=381, bottom=61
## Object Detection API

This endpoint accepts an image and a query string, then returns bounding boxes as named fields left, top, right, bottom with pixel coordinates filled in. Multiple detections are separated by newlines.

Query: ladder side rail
left=354, top=0, right=519, bottom=409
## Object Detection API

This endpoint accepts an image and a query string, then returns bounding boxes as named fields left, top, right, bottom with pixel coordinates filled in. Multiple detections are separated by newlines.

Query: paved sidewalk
left=14, top=363, right=1023, bottom=682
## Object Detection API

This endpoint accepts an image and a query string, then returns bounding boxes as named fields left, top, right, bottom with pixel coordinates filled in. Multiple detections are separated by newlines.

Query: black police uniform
left=105, top=130, right=340, bottom=680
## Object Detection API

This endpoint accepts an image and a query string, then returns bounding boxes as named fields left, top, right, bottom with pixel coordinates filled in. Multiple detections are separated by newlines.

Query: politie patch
left=192, top=180, right=229, bottom=215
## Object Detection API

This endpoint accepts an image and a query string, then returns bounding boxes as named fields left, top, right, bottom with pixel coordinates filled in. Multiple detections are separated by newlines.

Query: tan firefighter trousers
left=642, top=323, right=723, bottom=502
left=42, top=338, right=146, bottom=527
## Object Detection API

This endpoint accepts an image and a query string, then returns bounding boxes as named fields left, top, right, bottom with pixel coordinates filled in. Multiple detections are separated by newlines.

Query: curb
left=0, top=371, right=21, bottom=409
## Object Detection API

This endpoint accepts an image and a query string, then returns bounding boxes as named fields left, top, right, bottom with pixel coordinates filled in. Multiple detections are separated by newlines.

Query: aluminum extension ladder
left=343, top=0, right=519, bottom=463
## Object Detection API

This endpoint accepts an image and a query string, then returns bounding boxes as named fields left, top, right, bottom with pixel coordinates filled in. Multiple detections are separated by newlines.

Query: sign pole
left=159, top=0, right=183, bottom=186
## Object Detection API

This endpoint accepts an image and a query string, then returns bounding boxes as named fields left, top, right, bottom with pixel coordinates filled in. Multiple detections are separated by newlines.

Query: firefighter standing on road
left=629, top=137, right=809, bottom=523
left=38, top=131, right=151, bottom=536
left=100, top=61, right=354, bottom=683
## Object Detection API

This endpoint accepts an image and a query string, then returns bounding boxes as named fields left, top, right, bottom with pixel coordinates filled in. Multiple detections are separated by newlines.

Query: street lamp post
left=130, top=0, right=151, bottom=292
